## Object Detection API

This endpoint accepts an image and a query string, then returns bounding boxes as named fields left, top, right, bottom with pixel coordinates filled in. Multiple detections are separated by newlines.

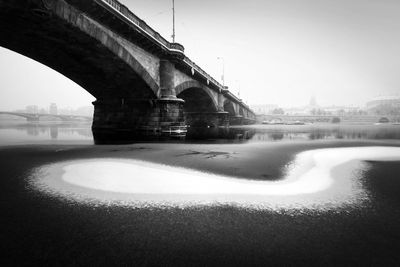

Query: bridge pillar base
left=229, top=116, right=256, bottom=125
left=185, top=111, right=229, bottom=139
left=27, top=117, right=40, bottom=122
left=229, top=116, right=243, bottom=126
left=155, top=97, right=187, bottom=138
left=91, top=98, right=186, bottom=144
left=242, top=118, right=256, bottom=125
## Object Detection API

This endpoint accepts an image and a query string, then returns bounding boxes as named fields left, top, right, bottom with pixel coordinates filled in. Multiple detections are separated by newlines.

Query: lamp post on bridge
left=172, top=0, right=175, bottom=42
left=235, top=79, right=241, bottom=99
left=217, top=57, right=225, bottom=86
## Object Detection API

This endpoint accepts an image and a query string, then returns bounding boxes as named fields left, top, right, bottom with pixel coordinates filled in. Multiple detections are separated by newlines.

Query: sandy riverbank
left=29, top=146, right=400, bottom=211
left=2, top=140, right=400, bottom=266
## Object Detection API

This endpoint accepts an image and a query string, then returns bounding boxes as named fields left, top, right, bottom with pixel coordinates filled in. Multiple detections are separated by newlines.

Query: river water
left=1, top=121, right=400, bottom=266
left=1, top=121, right=400, bottom=145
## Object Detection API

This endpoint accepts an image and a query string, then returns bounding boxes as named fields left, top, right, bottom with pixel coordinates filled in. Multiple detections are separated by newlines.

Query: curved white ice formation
left=30, top=146, right=400, bottom=210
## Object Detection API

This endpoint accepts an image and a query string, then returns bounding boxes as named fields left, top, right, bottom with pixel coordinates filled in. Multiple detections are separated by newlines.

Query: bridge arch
left=239, top=107, right=245, bottom=117
left=175, top=81, right=218, bottom=112
left=0, top=0, right=158, bottom=101
left=223, top=100, right=237, bottom=117
left=0, top=112, right=92, bottom=122
left=0, top=112, right=38, bottom=121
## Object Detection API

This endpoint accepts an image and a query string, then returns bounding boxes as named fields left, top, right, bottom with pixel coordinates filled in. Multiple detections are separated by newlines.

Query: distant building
left=366, top=95, right=400, bottom=115
left=74, top=106, right=94, bottom=117
left=284, top=106, right=307, bottom=115
left=58, top=107, right=72, bottom=115
left=57, top=106, right=93, bottom=117
left=366, top=96, right=400, bottom=109
left=250, top=104, right=279, bottom=115
left=323, top=105, right=361, bottom=115
left=253, top=95, right=366, bottom=117
left=25, top=105, right=38, bottom=114
left=49, top=103, right=58, bottom=115
left=309, top=95, right=318, bottom=108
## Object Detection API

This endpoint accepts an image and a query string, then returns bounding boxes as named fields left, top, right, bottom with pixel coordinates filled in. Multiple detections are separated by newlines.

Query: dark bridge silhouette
left=0, top=111, right=92, bottom=122
left=0, top=0, right=256, bottom=143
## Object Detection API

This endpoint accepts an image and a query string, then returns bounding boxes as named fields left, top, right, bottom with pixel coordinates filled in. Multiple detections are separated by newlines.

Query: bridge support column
left=91, top=97, right=186, bottom=144
left=218, top=93, right=224, bottom=112
left=245, top=118, right=256, bottom=125
left=156, top=59, right=187, bottom=138
left=153, top=98, right=186, bottom=138
left=185, top=111, right=229, bottom=139
left=159, top=59, right=176, bottom=98
left=27, top=115, right=40, bottom=122
left=91, top=59, right=187, bottom=144
left=230, top=115, right=243, bottom=126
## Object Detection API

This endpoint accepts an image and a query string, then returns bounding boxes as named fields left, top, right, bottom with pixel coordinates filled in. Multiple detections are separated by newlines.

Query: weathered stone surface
left=185, top=112, right=229, bottom=139
left=92, top=98, right=186, bottom=143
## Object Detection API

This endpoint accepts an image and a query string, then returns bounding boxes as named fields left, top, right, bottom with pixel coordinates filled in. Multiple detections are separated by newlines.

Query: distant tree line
left=269, top=105, right=400, bottom=116
left=271, top=108, right=285, bottom=115
left=310, top=108, right=368, bottom=116
left=369, top=104, right=400, bottom=116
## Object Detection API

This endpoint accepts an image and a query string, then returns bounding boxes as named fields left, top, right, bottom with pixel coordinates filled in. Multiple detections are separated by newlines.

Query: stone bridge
left=0, top=0, right=256, bottom=143
left=0, top=111, right=92, bottom=121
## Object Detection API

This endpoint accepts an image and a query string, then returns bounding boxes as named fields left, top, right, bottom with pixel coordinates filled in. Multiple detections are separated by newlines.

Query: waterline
left=30, top=146, right=400, bottom=210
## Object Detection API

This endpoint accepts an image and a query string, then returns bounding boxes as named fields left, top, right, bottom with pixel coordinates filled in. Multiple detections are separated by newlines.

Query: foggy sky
left=1, top=0, right=400, bottom=110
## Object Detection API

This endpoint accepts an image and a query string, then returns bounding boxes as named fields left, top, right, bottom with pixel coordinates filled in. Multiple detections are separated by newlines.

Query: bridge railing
left=101, top=0, right=176, bottom=52
left=182, top=57, right=222, bottom=89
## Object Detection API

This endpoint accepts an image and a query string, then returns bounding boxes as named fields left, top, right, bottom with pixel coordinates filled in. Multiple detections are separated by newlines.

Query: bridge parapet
left=182, top=57, right=223, bottom=91
left=96, top=0, right=184, bottom=55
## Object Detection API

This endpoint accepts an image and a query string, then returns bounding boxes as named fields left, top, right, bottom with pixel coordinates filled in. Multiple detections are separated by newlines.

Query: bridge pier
left=185, top=111, right=229, bottom=139
left=242, top=118, right=256, bottom=125
left=155, top=98, right=186, bottom=138
left=92, top=59, right=187, bottom=144
left=27, top=116, right=40, bottom=122
left=91, top=97, right=186, bottom=144
left=229, top=115, right=243, bottom=126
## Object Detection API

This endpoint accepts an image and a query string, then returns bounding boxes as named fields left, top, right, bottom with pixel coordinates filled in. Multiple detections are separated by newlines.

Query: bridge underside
left=177, top=88, right=229, bottom=139
left=0, top=1, right=154, bottom=100
left=223, top=101, right=240, bottom=125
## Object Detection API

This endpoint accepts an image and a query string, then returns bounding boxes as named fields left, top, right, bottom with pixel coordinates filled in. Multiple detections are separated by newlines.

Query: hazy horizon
left=1, top=0, right=400, bottom=111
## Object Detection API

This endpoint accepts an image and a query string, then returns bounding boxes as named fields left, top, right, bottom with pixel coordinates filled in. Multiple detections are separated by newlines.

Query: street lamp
left=217, top=57, right=225, bottom=86
left=172, top=0, right=175, bottom=42
left=235, top=79, right=241, bottom=98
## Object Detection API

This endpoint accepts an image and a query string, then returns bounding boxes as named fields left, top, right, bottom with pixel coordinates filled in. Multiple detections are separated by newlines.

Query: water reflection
left=30, top=147, right=400, bottom=211
left=0, top=121, right=92, bottom=145
left=1, top=121, right=400, bottom=145
left=245, top=124, right=400, bottom=142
